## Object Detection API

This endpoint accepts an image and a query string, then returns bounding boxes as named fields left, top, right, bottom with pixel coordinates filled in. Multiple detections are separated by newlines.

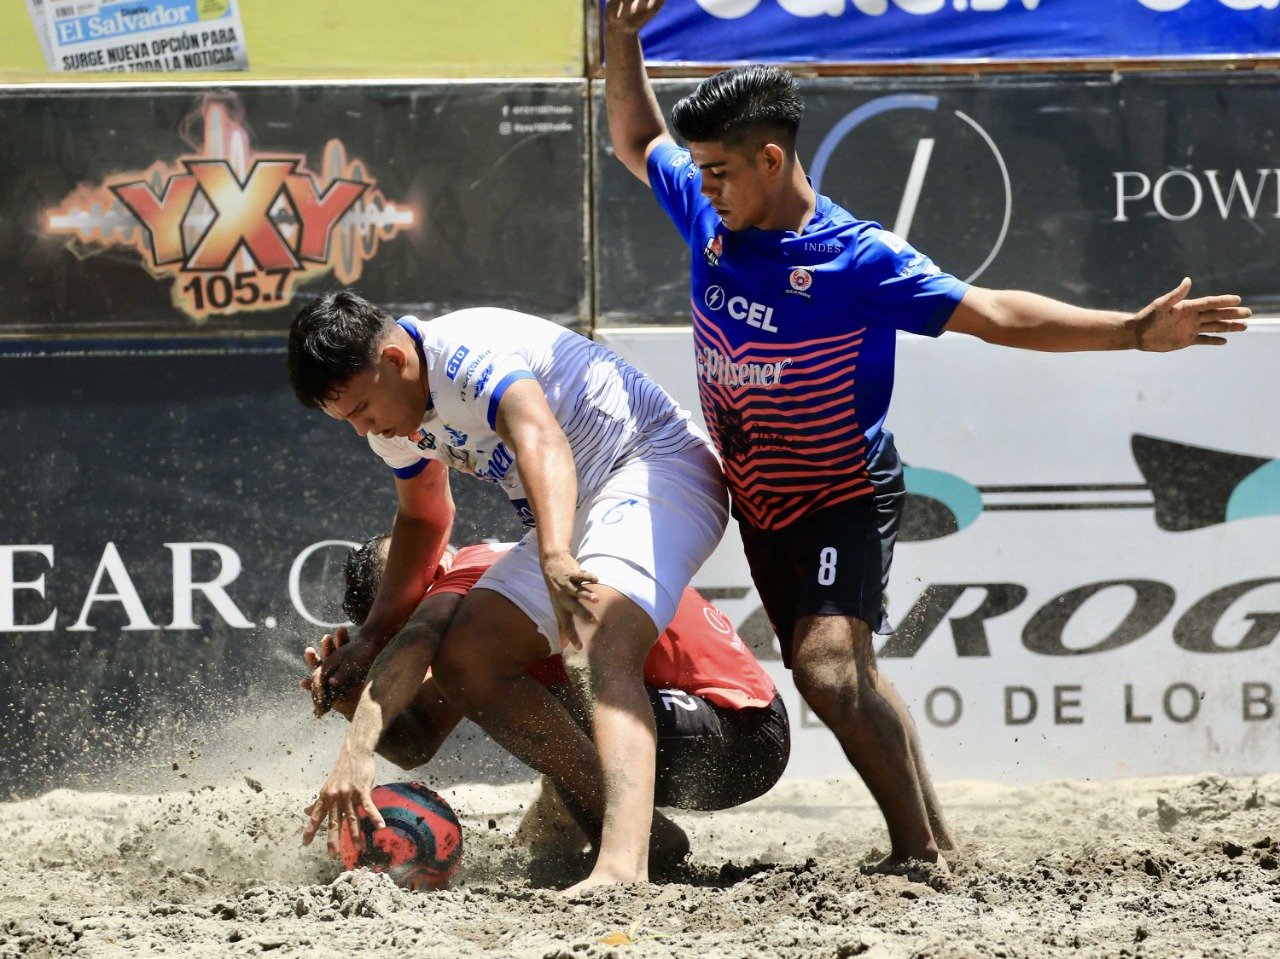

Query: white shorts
left=473, top=444, right=728, bottom=654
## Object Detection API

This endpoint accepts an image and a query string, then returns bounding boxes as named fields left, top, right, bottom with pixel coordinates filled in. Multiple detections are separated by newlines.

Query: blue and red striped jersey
left=648, top=140, right=969, bottom=530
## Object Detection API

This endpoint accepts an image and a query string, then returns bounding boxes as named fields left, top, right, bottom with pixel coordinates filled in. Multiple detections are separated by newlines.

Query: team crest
left=786, top=267, right=814, bottom=300
left=410, top=429, right=436, bottom=451
left=703, top=233, right=723, bottom=267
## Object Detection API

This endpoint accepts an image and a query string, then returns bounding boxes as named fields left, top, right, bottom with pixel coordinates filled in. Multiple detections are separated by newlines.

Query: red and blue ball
left=339, top=782, right=463, bottom=891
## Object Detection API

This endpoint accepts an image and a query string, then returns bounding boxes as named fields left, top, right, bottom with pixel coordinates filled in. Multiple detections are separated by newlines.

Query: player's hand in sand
left=301, top=625, right=378, bottom=718
left=541, top=549, right=600, bottom=650
left=604, top=0, right=666, bottom=34
left=1133, top=277, right=1250, bottom=352
left=302, top=745, right=383, bottom=857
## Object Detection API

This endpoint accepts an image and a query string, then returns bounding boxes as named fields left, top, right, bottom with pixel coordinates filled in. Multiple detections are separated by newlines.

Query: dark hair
left=288, top=289, right=397, bottom=409
left=671, top=64, right=803, bottom=151
left=342, top=533, right=392, bottom=625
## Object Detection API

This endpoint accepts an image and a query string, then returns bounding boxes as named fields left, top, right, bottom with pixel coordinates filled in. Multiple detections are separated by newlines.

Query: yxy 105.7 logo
left=45, top=98, right=415, bottom=320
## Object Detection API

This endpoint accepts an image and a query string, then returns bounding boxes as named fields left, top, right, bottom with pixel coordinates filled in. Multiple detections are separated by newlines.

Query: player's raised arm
left=945, top=279, right=1250, bottom=353
left=603, top=0, right=674, bottom=183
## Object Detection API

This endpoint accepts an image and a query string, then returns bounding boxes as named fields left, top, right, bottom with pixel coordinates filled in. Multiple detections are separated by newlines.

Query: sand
left=3, top=712, right=1279, bottom=958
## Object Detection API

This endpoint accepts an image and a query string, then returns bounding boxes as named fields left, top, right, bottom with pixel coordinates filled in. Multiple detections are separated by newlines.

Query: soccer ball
left=339, top=782, right=463, bottom=891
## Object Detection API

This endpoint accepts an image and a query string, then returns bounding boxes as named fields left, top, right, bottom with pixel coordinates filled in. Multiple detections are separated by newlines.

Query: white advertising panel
left=597, top=324, right=1280, bottom=784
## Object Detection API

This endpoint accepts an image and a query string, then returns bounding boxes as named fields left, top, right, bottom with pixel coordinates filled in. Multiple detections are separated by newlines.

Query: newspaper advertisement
left=25, top=0, right=57, bottom=69
left=43, top=0, right=248, bottom=74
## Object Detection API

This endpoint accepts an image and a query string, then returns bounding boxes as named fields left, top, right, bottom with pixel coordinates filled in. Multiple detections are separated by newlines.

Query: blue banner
left=629, top=0, right=1280, bottom=64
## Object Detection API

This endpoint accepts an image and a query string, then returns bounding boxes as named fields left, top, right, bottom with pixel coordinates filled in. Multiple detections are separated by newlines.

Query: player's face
left=321, top=352, right=424, bottom=439
left=688, top=139, right=772, bottom=232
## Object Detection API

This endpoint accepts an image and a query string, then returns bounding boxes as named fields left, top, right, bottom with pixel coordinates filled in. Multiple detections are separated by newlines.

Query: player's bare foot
left=861, top=852, right=951, bottom=888
left=515, top=778, right=590, bottom=855
left=928, top=812, right=959, bottom=855
left=649, top=810, right=690, bottom=874
left=561, top=866, right=645, bottom=897
left=553, top=811, right=687, bottom=894
left=935, top=835, right=959, bottom=856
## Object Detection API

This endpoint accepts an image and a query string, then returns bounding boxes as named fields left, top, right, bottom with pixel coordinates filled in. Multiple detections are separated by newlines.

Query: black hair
left=288, top=289, right=397, bottom=409
left=342, top=532, right=391, bottom=625
left=671, top=64, right=804, bottom=151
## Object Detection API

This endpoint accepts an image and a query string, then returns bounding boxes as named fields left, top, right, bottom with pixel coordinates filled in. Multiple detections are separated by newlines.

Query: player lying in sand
left=301, top=535, right=790, bottom=878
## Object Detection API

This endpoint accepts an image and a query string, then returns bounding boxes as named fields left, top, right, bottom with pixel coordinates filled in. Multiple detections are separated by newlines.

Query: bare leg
left=433, top=591, right=608, bottom=834
left=558, top=585, right=665, bottom=892
left=791, top=614, right=946, bottom=870
left=433, top=588, right=682, bottom=890
left=538, top=688, right=691, bottom=871
left=877, top=679, right=956, bottom=854
left=515, top=776, right=590, bottom=855
left=371, top=681, right=463, bottom=771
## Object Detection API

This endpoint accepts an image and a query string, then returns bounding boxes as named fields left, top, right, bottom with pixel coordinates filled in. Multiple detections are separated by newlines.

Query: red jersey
left=432, top=544, right=775, bottom=710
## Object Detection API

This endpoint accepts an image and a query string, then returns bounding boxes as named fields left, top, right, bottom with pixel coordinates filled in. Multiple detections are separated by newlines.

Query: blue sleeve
left=850, top=227, right=970, bottom=337
left=486, top=369, right=537, bottom=430
left=391, top=459, right=430, bottom=479
left=646, top=140, right=710, bottom=251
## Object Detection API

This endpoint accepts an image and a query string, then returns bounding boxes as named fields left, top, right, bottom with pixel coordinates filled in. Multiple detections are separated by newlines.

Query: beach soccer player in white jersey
left=604, top=0, right=1250, bottom=876
left=288, top=289, right=729, bottom=893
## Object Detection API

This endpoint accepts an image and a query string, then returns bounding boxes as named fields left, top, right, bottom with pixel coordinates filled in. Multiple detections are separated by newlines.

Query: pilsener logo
left=44, top=99, right=416, bottom=320
left=697, top=346, right=792, bottom=387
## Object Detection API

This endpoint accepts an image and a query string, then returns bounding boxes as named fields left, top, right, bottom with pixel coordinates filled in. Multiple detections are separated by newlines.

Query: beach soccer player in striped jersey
left=300, top=536, right=788, bottom=878
left=604, top=0, right=1250, bottom=875
left=289, top=291, right=729, bottom=892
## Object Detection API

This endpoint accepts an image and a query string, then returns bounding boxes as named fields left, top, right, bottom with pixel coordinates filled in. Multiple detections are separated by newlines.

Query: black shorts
left=739, top=431, right=905, bottom=668
left=648, top=689, right=789, bottom=812
left=551, top=682, right=789, bottom=811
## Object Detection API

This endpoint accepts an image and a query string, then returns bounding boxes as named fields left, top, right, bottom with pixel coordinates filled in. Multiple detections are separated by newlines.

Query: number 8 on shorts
left=817, top=546, right=838, bottom=586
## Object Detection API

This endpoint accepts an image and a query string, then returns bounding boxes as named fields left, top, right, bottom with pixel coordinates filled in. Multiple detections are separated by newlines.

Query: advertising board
left=596, top=325, right=1280, bottom=782
left=595, top=73, right=1280, bottom=325
left=1, top=82, right=588, bottom=336
left=621, top=0, right=1280, bottom=65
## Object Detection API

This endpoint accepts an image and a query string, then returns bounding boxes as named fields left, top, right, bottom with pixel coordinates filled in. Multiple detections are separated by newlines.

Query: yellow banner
left=3, top=0, right=583, bottom=80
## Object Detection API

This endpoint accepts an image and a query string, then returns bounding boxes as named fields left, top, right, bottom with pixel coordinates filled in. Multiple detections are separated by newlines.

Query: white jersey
left=367, top=309, right=711, bottom=525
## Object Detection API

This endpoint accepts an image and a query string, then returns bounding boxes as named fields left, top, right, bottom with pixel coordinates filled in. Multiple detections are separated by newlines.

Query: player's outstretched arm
left=302, top=591, right=464, bottom=856
left=944, top=278, right=1250, bottom=353
left=308, top=462, right=454, bottom=716
left=300, top=618, right=462, bottom=769
left=604, top=0, right=674, bottom=183
left=360, top=461, right=454, bottom=646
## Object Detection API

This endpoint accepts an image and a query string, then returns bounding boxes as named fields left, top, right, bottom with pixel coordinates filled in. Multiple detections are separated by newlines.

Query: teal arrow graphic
left=900, top=434, right=1279, bottom=542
